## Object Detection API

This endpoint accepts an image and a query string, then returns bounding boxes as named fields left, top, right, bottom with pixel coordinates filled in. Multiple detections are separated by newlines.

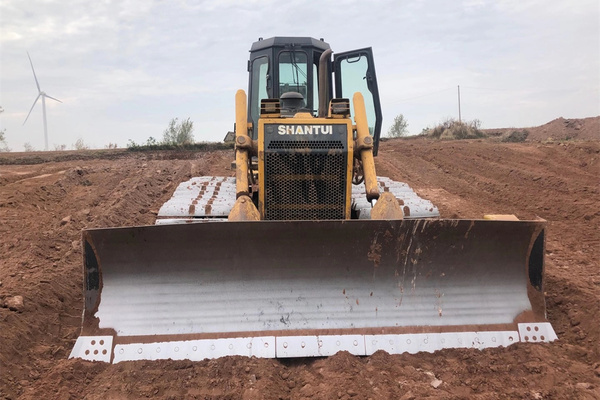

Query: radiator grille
left=264, top=151, right=346, bottom=220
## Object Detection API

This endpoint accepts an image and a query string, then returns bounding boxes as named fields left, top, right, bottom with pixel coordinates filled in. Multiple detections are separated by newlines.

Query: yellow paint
left=228, top=195, right=260, bottom=221
left=235, top=90, right=250, bottom=198
left=371, top=192, right=404, bottom=220
left=292, top=112, right=314, bottom=119
left=483, top=214, right=520, bottom=221
left=353, top=93, right=379, bottom=202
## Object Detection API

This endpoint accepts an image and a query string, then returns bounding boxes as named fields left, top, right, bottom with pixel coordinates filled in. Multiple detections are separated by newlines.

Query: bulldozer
left=70, top=37, right=556, bottom=363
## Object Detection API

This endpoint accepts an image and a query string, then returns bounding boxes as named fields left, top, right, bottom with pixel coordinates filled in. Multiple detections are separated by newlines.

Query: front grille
left=264, top=152, right=346, bottom=220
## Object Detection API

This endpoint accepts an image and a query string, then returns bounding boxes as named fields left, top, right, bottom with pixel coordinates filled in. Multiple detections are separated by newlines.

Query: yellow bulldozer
left=70, top=37, right=556, bottom=362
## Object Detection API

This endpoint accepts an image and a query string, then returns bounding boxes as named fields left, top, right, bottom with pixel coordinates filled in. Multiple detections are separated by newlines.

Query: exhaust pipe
left=318, top=49, right=332, bottom=117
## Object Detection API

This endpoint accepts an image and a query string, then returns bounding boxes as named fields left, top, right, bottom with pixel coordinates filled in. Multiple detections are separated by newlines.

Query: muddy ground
left=1, top=133, right=599, bottom=399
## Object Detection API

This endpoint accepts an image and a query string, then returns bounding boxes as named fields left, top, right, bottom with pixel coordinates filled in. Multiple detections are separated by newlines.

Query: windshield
left=278, top=51, right=308, bottom=107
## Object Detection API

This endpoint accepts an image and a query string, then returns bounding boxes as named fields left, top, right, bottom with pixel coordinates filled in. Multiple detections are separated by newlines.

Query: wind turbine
left=23, top=52, right=62, bottom=151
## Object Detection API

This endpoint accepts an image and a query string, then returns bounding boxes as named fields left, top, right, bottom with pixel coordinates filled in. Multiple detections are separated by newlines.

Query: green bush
left=387, top=114, right=409, bottom=137
left=127, top=118, right=201, bottom=151
left=162, top=118, right=194, bottom=145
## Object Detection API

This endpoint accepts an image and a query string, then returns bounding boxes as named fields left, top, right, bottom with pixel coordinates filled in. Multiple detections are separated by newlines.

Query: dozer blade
left=70, top=219, right=556, bottom=363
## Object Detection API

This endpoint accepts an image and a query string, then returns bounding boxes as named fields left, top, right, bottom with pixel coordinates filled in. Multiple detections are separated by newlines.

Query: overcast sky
left=1, top=0, right=598, bottom=151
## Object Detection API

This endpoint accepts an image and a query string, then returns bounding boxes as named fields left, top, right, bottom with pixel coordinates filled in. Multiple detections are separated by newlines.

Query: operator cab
left=247, top=36, right=383, bottom=155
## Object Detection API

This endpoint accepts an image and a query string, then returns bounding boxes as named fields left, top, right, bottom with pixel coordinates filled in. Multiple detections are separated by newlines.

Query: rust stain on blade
left=464, top=220, right=475, bottom=239
left=367, top=234, right=382, bottom=268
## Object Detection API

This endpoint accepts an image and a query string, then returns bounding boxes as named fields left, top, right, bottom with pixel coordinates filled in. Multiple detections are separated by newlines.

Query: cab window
left=250, top=56, right=269, bottom=138
left=278, top=51, right=309, bottom=107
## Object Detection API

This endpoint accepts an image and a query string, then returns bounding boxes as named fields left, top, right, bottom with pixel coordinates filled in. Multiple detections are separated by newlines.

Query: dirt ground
left=1, top=121, right=599, bottom=399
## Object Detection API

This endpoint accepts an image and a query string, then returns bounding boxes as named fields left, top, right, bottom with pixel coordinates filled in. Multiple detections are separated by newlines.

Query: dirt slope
left=484, top=116, right=600, bottom=141
left=1, top=139, right=599, bottom=399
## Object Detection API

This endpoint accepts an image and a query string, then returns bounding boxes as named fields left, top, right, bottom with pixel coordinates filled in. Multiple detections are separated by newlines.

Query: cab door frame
left=333, top=48, right=383, bottom=155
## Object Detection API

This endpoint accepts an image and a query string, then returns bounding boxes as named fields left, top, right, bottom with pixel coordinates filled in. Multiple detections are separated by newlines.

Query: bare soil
left=484, top=116, right=600, bottom=142
left=1, top=125, right=599, bottom=399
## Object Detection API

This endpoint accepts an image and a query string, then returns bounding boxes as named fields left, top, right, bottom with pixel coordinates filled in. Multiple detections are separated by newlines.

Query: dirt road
left=1, top=138, right=598, bottom=399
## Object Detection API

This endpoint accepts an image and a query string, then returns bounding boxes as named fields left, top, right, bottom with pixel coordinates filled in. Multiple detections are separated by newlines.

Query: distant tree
left=0, top=107, right=8, bottom=152
left=0, top=130, right=10, bottom=152
left=73, top=138, right=89, bottom=150
left=387, top=114, right=409, bottom=137
left=162, top=117, right=194, bottom=145
left=23, top=142, right=36, bottom=152
left=105, top=142, right=119, bottom=149
left=54, top=144, right=67, bottom=151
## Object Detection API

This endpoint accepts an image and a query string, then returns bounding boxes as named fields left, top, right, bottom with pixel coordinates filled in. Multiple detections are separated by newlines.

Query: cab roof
left=250, top=37, right=331, bottom=52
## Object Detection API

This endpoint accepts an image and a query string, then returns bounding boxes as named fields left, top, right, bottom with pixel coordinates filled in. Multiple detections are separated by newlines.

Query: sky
left=1, top=0, right=598, bottom=151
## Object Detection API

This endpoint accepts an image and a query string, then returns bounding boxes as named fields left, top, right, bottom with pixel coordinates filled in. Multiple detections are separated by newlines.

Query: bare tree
left=0, top=130, right=10, bottom=152
left=24, top=142, right=36, bottom=152
left=0, top=106, right=9, bottom=152
left=72, top=138, right=89, bottom=150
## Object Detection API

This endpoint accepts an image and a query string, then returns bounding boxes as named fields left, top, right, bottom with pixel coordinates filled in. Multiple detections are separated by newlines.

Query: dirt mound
left=485, top=116, right=600, bottom=142
left=1, top=140, right=599, bottom=399
left=422, top=118, right=485, bottom=140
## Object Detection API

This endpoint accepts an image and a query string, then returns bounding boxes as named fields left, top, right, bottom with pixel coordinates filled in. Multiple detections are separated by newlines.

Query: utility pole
left=457, top=85, right=462, bottom=123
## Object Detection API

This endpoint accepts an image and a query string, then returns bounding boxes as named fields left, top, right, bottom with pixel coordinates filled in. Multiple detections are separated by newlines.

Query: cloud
left=0, top=0, right=598, bottom=150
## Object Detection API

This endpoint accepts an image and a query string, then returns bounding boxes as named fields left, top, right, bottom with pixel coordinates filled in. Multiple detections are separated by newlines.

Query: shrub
left=162, top=118, right=194, bottom=146
left=501, top=130, right=529, bottom=143
left=423, top=118, right=486, bottom=140
left=72, top=138, right=89, bottom=150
